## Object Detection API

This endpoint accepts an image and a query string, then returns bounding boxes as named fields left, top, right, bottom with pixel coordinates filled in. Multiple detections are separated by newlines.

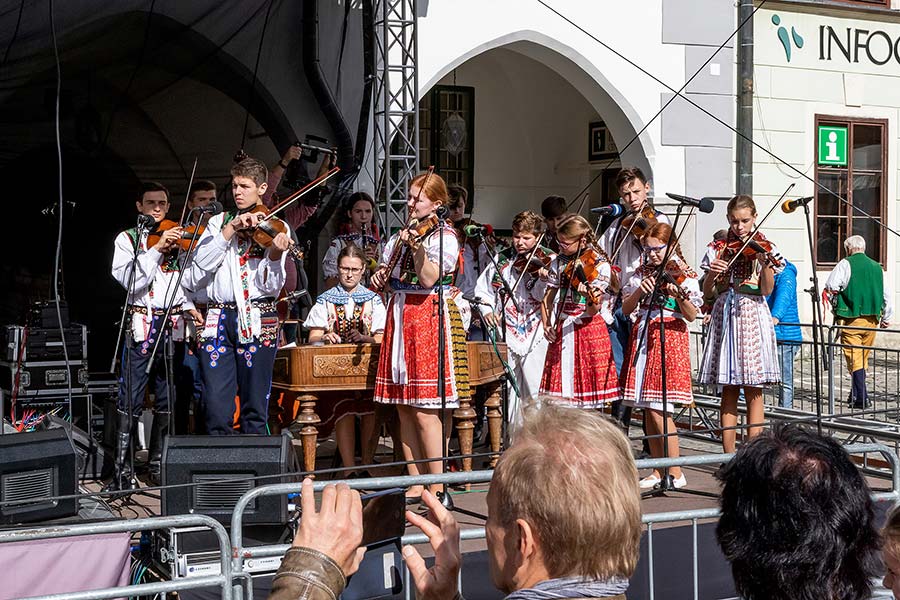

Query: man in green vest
left=824, top=235, right=893, bottom=410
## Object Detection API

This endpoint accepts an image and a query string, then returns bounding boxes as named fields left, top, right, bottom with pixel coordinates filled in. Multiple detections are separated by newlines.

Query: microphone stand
left=437, top=210, right=484, bottom=520
left=144, top=208, right=210, bottom=437
left=799, top=200, right=825, bottom=435
left=628, top=203, right=715, bottom=499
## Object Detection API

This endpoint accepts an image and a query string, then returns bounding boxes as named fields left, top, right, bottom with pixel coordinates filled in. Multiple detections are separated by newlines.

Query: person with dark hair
left=185, top=157, right=290, bottom=435
left=598, top=167, right=670, bottom=434
left=322, top=192, right=383, bottom=289
left=540, top=195, right=568, bottom=253
left=109, top=181, right=195, bottom=488
left=716, top=423, right=880, bottom=600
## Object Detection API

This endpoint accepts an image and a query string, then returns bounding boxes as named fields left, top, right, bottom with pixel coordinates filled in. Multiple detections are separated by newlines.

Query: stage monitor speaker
left=161, top=433, right=296, bottom=525
left=0, top=427, right=78, bottom=525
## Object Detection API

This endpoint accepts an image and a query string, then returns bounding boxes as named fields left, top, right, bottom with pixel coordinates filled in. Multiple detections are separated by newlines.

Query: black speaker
left=0, top=427, right=78, bottom=525
left=161, top=433, right=296, bottom=525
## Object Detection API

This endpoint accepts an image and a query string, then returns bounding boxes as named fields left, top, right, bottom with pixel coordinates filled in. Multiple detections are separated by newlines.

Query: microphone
left=195, top=200, right=224, bottom=215
left=665, top=193, right=715, bottom=214
left=463, top=223, right=494, bottom=237
left=590, top=204, right=625, bottom=218
left=436, top=205, right=450, bottom=220
left=463, top=295, right=494, bottom=308
left=781, top=196, right=814, bottom=214
left=136, top=214, right=156, bottom=229
left=277, top=289, right=311, bottom=304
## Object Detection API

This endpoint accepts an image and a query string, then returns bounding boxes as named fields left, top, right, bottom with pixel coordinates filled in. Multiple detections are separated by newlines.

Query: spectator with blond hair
left=824, top=234, right=893, bottom=409
left=268, top=404, right=642, bottom=600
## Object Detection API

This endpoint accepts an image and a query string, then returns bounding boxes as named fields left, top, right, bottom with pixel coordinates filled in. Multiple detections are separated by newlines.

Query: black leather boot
left=103, top=411, right=136, bottom=492
left=148, top=411, right=169, bottom=486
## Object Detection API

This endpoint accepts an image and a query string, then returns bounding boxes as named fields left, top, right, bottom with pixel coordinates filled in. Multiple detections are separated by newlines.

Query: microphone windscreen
left=207, top=200, right=224, bottom=215
left=698, top=198, right=715, bottom=214
left=781, top=199, right=796, bottom=214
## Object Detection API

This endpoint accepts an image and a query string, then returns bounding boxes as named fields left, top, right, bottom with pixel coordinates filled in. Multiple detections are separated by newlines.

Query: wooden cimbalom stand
left=271, top=341, right=507, bottom=474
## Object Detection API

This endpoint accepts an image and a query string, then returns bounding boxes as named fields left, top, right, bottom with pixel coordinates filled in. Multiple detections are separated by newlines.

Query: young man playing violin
left=109, top=181, right=196, bottom=488
left=185, top=158, right=290, bottom=435
left=473, top=210, right=554, bottom=430
left=598, top=167, right=670, bottom=433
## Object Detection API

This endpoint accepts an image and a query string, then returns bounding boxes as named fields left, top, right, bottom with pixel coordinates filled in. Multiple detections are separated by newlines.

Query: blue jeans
left=778, top=342, right=800, bottom=409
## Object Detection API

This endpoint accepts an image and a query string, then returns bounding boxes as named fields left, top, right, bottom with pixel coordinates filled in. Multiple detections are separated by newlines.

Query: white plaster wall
left=754, top=6, right=900, bottom=326
left=417, top=0, right=689, bottom=214
left=432, top=48, right=601, bottom=225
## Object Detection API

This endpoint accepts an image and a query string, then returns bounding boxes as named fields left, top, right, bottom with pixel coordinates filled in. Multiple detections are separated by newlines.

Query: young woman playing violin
left=370, top=171, right=471, bottom=502
left=539, top=214, right=619, bottom=408
left=699, top=194, right=783, bottom=453
left=184, top=158, right=291, bottom=436
left=472, top=210, right=554, bottom=430
left=620, top=222, right=701, bottom=489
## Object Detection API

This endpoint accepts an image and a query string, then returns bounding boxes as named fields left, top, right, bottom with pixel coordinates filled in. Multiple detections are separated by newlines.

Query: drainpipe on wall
left=736, top=0, right=754, bottom=196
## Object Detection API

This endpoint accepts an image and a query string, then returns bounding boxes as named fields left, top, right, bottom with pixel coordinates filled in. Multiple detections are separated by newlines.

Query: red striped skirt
left=539, top=311, right=619, bottom=408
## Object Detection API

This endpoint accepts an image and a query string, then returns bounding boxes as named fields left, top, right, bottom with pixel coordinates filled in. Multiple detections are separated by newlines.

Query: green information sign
left=818, top=126, right=848, bottom=166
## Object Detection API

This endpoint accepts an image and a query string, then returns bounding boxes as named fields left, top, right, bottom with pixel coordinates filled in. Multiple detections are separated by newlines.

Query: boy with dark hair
left=109, top=181, right=194, bottom=488
left=186, top=158, right=290, bottom=435
left=598, top=167, right=669, bottom=432
left=540, top=195, right=568, bottom=253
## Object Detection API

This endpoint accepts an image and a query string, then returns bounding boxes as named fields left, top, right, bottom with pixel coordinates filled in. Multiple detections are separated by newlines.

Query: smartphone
left=361, top=488, right=406, bottom=548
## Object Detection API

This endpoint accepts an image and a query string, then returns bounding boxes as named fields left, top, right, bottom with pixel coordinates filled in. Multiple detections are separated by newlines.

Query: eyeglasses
left=338, top=266, right=364, bottom=274
left=643, top=244, right=667, bottom=255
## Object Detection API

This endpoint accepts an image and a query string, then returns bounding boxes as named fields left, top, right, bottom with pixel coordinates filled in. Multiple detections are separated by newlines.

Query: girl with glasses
left=620, top=222, right=701, bottom=489
left=539, top=215, right=619, bottom=408
left=304, top=244, right=386, bottom=474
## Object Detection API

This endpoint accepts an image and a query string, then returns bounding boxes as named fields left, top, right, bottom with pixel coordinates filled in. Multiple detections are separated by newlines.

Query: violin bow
left=718, top=183, right=794, bottom=276
left=261, top=166, right=341, bottom=223
left=499, top=232, right=543, bottom=315
left=178, top=158, right=199, bottom=225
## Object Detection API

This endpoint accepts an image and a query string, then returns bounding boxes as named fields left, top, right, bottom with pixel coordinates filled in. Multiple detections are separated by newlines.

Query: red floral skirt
left=621, top=317, right=694, bottom=410
left=539, top=311, right=619, bottom=408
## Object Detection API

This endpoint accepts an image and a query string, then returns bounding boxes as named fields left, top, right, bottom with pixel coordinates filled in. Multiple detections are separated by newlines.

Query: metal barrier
left=687, top=323, right=900, bottom=447
left=230, top=444, right=900, bottom=600
left=0, top=514, right=233, bottom=600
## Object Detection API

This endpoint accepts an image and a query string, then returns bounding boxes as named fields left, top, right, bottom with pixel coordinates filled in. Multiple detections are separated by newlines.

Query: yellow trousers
left=838, top=315, right=879, bottom=373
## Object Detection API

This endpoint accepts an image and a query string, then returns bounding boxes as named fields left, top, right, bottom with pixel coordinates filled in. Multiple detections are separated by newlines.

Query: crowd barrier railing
left=229, top=443, right=899, bottom=600
left=688, top=323, right=900, bottom=443
left=0, top=514, right=233, bottom=600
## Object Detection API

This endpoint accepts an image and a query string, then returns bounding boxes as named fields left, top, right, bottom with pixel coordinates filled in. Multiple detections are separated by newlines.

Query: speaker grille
left=192, top=474, right=254, bottom=510
left=2, top=468, right=55, bottom=505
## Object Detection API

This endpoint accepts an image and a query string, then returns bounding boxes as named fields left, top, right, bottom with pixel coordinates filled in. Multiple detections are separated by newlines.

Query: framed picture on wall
left=588, top=121, right=617, bottom=162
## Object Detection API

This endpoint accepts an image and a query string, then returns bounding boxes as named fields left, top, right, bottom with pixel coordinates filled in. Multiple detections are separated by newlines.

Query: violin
left=720, top=231, right=783, bottom=269
left=561, top=245, right=605, bottom=306
left=512, top=246, right=553, bottom=275
left=146, top=219, right=209, bottom=254
left=658, top=260, right=691, bottom=300
left=236, top=204, right=305, bottom=262
left=619, top=206, right=659, bottom=240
